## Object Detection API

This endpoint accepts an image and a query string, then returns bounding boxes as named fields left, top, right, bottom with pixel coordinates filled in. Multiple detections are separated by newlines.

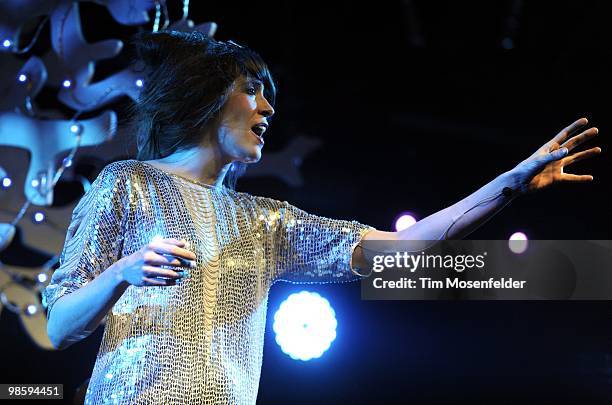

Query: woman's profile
left=43, top=31, right=601, bottom=404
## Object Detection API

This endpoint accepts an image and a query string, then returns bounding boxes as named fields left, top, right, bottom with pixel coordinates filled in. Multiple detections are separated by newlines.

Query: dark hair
left=129, top=30, right=276, bottom=189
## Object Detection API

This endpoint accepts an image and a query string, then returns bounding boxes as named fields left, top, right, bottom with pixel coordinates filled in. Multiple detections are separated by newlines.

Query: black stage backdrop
left=1, top=1, right=611, bottom=403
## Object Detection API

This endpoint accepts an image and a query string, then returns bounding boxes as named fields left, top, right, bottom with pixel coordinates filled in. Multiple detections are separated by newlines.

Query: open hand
left=509, top=118, right=602, bottom=194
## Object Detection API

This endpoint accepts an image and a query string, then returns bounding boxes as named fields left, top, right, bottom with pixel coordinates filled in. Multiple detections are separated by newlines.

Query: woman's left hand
left=508, top=118, right=602, bottom=195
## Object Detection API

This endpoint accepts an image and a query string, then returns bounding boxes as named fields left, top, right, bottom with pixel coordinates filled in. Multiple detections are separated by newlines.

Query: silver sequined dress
left=42, top=159, right=375, bottom=404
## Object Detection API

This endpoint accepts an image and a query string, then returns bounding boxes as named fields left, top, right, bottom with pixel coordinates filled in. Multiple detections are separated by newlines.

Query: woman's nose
left=259, top=98, right=275, bottom=118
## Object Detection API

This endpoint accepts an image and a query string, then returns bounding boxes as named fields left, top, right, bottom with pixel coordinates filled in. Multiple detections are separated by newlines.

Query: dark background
left=1, top=1, right=611, bottom=403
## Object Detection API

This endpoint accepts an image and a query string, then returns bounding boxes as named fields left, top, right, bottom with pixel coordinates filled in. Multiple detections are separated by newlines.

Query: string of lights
left=0, top=0, right=193, bottom=319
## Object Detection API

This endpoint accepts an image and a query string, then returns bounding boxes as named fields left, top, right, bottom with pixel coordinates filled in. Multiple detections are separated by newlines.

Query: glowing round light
left=63, top=157, right=73, bottom=168
left=508, top=232, right=528, bottom=254
left=273, top=291, right=337, bottom=361
left=2, top=177, right=11, bottom=188
left=2, top=39, right=11, bottom=48
left=70, top=123, right=83, bottom=134
left=26, top=304, right=37, bottom=315
left=62, top=79, right=71, bottom=88
left=33, top=211, right=45, bottom=223
left=37, top=273, right=48, bottom=283
left=18, top=74, right=27, bottom=82
left=31, top=179, right=40, bottom=188
left=394, top=213, right=417, bottom=232
left=135, top=79, right=144, bottom=87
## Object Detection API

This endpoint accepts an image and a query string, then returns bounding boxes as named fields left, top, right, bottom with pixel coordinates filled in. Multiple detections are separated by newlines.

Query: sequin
left=42, top=159, right=375, bottom=404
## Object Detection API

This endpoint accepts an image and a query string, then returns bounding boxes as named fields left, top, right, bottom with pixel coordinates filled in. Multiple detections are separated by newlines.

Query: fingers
left=540, top=147, right=569, bottom=165
left=560, top=127, right=599, bottom=151
left=560, top=173, right=594, bottom=182
left=142, top=265, right=184, bottom=280
left=563, top=147, right=602, bottom=167
left=148, top=239, right=197, bottom=261
left=142, top=276, right=177, bottom=286
left=143, top=251, right=196, bottom=268
left=141, top=265, right=188, bottom=286
left=552, top=118, right=589, bottom=144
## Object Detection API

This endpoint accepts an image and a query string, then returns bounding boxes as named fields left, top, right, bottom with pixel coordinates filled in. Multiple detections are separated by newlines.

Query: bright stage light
left=26, top=304, right=37, bottom=315
left=33, top=212, right=45, bottom=223
left=273, top=291, right=337, bottom=361
left=394, top=213, right=417, bottom=232
left=70, top=123, right=83, bottom=135
left=509, top=232, right=528, bottom=254
left=2, top=177, right=11, bottom=188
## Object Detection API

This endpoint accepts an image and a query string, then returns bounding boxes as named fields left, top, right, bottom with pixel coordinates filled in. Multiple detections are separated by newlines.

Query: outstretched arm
left=352, top=118, right=601, bottom=268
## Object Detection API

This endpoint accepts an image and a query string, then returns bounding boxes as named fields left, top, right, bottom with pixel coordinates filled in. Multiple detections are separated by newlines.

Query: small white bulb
left=70, top=123, right=83, bottom=134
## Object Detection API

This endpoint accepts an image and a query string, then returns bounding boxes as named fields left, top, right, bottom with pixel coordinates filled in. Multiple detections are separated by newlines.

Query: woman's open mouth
left=250, top=129, right=264, bottom=145
left=250, top=123, right=267, bottom=145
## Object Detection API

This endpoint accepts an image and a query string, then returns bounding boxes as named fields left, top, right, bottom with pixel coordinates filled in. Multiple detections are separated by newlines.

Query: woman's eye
left=246, top=87, right=257, bottom=96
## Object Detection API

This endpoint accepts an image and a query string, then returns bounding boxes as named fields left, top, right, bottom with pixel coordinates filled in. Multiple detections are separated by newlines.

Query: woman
left=43, top=31, right=601, bottom=404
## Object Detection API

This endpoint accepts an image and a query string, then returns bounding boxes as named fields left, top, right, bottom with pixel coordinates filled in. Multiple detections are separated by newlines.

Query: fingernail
left=561, top=148, right=568, bottom=155
left=189, top=260, right=196, bottom=268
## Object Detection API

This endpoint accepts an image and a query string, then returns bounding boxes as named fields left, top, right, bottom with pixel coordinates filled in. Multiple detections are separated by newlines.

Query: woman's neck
left=150, top=147, right=231, bottom=188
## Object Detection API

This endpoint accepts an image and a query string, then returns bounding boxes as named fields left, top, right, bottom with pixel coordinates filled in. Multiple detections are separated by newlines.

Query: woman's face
left=215, top=76, right=275, bottom=164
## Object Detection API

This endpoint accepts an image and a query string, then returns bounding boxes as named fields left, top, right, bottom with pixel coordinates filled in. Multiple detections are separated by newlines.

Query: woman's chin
left=240, top=149, right=262, bottom=164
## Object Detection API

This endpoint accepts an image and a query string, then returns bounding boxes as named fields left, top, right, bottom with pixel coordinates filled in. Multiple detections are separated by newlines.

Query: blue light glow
left=1, top=177, right=11, bottom=188
left=33, top=212, right=45, bottom=223
left=273, top=291, right=337, bottom=361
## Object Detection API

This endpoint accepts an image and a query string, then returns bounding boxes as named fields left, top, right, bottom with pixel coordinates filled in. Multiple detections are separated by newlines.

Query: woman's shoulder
left=100, top=159, right=143, bottom=176
left=98, top=159, right=285, bottom=208
left=229, top=189, right=290, bottom=214
left=96, top=159, right=158, bottom=185
left=88, top=159, right=152, bottom=199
